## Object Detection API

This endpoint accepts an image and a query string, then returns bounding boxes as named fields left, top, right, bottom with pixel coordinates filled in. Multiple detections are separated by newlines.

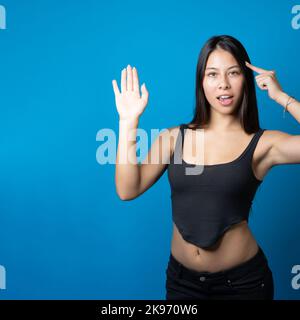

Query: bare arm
left=137, top=126, right=179, bottom=197
left=112, top=64, right=178, bottom=200
left=115, top=117, right=141, bottom=200
left=116, top=120, right=178, bottom=200
left=245, top=62, right=300, bottom=167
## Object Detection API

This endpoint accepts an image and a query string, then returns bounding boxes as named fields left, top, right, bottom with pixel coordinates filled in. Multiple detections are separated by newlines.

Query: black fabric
left=167, top=123, right=265, bottom=248
left=165, top=246, right=274, bottom=300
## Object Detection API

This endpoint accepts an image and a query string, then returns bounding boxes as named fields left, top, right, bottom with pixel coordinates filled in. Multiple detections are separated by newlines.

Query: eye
left=229, top=71, right=240, bottom=75
left=208, top=72, right=217, bottom=77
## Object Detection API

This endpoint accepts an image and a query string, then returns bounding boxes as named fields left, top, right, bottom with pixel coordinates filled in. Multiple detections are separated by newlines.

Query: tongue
left=219, top=97, right=233, bottom=105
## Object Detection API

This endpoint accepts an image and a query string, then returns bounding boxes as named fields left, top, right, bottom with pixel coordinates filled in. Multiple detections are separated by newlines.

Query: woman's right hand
left=112, top=65, right=149, bottom=121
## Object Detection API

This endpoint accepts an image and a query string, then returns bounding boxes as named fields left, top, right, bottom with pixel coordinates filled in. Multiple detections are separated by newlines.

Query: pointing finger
left=245, top=61, right=268, bottom=74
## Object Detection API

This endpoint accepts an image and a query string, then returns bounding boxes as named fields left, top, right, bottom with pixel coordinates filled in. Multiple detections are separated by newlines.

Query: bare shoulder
left=262, top=129, right=292, bottom=145
left=258, top=129, right=289, bottom=155
left=259, top=129, right=293, bottom=166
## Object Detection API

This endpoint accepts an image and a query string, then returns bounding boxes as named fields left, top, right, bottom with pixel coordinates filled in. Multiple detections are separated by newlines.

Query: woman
left=112, top=35, right=300, bottom=300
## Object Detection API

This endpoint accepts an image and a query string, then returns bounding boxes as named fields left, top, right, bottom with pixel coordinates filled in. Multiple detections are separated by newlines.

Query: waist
left=171, top=220, right=259, bottom=272
left=168, top=245, right=269, bottom=284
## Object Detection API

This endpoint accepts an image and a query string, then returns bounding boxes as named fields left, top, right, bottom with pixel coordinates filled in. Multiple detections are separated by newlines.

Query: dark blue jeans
left=165, top=246, right=274, bottom=300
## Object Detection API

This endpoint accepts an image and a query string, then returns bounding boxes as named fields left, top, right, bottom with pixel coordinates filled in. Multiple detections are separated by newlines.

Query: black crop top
left=167, top=123, right=265, bottom=249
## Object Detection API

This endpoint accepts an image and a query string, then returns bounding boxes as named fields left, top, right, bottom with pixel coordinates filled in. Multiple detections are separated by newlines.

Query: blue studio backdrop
left=0, top=0, right=300, bottom=299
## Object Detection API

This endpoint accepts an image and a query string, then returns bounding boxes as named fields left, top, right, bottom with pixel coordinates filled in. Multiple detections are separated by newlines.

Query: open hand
left=112, top=65, right=149, bottom=121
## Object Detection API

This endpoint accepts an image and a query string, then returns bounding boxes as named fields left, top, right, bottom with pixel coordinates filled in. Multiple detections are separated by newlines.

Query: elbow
left=118, top=193, right=135, bottom=201
left=115, top=188, right=139, bottom=201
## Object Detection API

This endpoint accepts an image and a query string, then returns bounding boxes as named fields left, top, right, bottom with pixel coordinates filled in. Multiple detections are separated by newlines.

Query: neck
left=206, top=109, right=242, bottom=132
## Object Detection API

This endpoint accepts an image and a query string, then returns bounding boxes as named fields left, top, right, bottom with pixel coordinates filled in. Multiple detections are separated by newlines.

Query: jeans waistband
left=168, top=246, right=269, bottom=283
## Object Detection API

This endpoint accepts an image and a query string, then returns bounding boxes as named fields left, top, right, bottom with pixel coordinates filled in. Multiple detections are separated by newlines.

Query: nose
left=218, top=75, right=231, bottom=90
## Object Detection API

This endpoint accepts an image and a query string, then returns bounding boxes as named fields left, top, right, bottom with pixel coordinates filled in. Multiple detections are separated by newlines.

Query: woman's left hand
left=245, top=61, right=284, bottom=103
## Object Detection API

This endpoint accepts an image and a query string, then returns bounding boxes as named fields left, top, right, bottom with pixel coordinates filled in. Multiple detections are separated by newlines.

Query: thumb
left=141, top=83, right=148, bottom=99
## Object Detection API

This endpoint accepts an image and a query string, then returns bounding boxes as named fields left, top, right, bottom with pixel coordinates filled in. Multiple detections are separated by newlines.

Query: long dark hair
left=187, top=35, right=261, bottom=133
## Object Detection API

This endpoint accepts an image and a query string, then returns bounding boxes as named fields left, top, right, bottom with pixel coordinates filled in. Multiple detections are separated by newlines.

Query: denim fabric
left=165, top=246, right=274, bottom=300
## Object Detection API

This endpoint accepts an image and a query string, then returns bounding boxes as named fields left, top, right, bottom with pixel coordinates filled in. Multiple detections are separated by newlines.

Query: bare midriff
left=171, top=220, right=259, bottom=273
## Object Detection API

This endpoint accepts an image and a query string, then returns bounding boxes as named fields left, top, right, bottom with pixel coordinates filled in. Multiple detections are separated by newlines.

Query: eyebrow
left=206, top=65, right=240, bottom=70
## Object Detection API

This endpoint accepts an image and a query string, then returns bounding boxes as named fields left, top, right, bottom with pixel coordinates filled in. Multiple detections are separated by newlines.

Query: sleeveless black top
left=167, top=123, right=265, bottom=249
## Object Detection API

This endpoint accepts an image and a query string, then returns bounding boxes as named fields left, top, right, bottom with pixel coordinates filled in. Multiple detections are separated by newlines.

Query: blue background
left=0, top=0, right=299, bottom=299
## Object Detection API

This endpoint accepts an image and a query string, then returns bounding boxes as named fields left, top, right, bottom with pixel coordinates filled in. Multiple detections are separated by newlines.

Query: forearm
left=275, top=91, right=300, bottom=124
left=115, top=118, right=141, bottom=199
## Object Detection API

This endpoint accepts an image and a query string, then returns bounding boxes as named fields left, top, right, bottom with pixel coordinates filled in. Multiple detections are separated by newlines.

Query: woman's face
left=202, top=48, right=245, bottom=115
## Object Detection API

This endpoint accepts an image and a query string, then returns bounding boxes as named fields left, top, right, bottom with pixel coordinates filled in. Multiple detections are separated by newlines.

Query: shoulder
left=262, top=129, right=292, bottom=144
left=259, top=129, right=293, bottom=166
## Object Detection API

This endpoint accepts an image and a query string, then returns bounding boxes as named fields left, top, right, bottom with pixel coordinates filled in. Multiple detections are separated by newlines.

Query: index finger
left=245, top=61, right=268, bottom=74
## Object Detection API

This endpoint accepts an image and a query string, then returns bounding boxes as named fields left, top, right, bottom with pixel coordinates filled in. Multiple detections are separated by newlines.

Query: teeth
left=219, top=95, right=231, bottom=99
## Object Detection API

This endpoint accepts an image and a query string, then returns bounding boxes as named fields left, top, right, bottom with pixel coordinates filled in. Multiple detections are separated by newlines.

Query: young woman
left=112, top=35, right=300, bottom=300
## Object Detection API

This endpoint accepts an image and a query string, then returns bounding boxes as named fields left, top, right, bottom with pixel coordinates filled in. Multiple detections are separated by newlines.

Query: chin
left=211, top=99, right=240, bottom=112
left=211, top=105, right=237, bottom=114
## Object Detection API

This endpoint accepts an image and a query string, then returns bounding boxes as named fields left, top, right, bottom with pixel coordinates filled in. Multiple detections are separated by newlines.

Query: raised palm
left=112, top=65, right=149, bottom=121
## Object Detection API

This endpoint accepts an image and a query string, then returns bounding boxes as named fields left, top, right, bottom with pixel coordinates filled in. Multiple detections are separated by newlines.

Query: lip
left=217, top=96, right=234, bottom=106
left=216, top=94, right=234, bottom=99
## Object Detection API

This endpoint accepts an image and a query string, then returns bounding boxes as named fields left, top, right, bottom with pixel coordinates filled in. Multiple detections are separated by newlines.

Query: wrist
left=274, top=91, right=289, bottom=107
left=119, top=117, right=140, bottom=127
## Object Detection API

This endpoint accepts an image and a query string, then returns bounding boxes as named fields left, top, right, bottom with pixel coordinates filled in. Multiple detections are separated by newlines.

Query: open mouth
left=216, top=95, right=234, bottom=106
